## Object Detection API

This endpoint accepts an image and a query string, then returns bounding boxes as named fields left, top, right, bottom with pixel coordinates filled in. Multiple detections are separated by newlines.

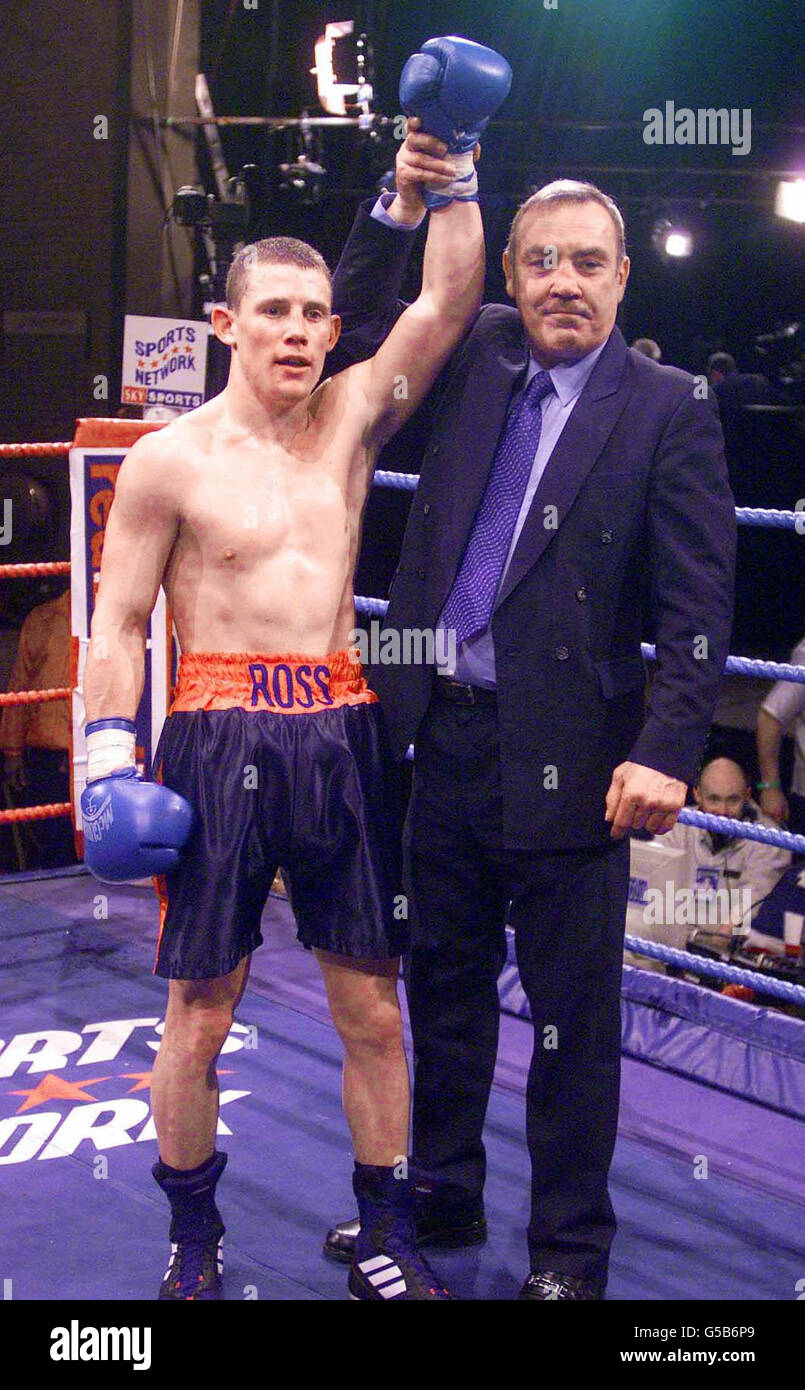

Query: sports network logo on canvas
left=0, top=1015, right=253, bottom=1167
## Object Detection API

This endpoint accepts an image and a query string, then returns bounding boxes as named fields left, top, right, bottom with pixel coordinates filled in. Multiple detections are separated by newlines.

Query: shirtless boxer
left=80, top=39, right=510, bottom=1301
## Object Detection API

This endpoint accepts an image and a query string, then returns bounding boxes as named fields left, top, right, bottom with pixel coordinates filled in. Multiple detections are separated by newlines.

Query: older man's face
left=503, top=199, right=629, bottom=368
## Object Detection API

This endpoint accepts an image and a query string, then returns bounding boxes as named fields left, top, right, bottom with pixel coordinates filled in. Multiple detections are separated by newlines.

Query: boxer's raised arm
left=348, top=196, right=484, bottom=448
left=339, top=35, right=512, bottom=443
left=84, top=434, right=180, bottom=723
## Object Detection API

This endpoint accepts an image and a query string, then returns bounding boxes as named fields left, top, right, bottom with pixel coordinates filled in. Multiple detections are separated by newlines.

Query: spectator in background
left=0, top=586, right=76, bottom=868
left=631, top=337, right=662, bottom=361
left=707, top=351, right=771, bottom=410
left=757, top=634, right=805, bottom=839
left=651, top=756, right=790, bottom=938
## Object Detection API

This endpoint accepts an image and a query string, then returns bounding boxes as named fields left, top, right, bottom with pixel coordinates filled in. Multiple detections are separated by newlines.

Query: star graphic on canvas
left=120, top=1071, right=153, bottom=1093
left=9, top=1073, right=113, bottom=1113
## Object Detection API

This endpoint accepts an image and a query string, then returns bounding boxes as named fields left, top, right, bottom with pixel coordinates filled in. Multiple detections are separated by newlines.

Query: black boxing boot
left=348, top=1163, right=453, bottom=1301
left=152, top=1150, right=227, bottom=1300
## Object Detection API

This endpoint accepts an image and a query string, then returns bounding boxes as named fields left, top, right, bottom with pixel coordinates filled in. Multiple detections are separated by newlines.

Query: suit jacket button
left=555, top=645, right=569, bottom=660
left=576, top=587, right=587, bottom=601
left=601, top=529, right=613, bottom=544
left=423, top=502, right=431, bottom=515
left=417, top=568, right=426, bottom=579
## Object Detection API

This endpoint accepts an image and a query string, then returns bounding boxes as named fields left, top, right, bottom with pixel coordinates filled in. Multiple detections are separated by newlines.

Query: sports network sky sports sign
left=121, top=314, right=209, bottom=411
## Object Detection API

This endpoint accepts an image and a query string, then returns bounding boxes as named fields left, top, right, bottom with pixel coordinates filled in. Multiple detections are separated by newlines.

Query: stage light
left=775, top=179, right=805, bottom=223
left=312, top=19, right=373, bottom=117
left=651, top=218, right=693, bottom=259
left=665, top=229, right=693, bottom=257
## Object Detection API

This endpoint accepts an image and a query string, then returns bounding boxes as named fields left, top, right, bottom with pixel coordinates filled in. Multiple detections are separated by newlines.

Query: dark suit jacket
left=328, top=201, right=737, bottom=851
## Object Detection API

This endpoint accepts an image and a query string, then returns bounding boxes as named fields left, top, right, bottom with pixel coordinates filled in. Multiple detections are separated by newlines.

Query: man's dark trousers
left=405, top=682, right=630, bottom=1288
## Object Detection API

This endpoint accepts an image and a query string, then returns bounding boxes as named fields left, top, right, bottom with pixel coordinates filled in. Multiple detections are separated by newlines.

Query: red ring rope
left=0, top=687, right=71, bottom=707
left=0, top=802, right=72, bottom=823
left=1, top=534, right=76, bottom=831
left=0, top=443, right=71, bottom=458
left=0, top=561, right=71, bottom=579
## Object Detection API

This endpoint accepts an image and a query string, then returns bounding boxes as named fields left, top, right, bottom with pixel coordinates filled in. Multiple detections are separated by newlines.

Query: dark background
left=0, top=0, right=803, bottom=655
left=199, top=0, right=804, bottom=374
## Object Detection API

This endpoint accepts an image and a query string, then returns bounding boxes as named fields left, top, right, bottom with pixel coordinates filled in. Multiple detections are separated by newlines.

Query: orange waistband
left=169, top=649, right=378, bottom=714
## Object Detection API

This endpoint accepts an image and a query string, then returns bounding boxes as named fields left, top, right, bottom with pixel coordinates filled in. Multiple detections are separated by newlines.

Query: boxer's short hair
left=507, top=180, right=627, bottom=265
left=226, top=237, right=332, bottom=311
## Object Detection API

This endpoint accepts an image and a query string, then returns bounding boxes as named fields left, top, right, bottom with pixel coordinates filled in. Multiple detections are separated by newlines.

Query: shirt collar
left=525, top=334, right=611, bottom=406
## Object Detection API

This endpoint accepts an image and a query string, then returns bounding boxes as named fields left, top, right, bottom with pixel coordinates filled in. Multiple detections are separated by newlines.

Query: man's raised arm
left=327, top=118, right=458, bottom=374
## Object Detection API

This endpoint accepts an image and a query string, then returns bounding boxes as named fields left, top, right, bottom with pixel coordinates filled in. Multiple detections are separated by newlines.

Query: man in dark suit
left=325, top=129, right=736, bottom=1299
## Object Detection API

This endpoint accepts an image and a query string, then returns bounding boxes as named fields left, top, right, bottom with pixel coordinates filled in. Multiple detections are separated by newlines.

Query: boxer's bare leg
left=152, top=957, right=250, bottom=1169
left=315, top=950, right=409, bottom=1163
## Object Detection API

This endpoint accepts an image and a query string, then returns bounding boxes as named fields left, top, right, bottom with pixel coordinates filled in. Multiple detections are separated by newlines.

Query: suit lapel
left=495, top=327, right=630, bottom=610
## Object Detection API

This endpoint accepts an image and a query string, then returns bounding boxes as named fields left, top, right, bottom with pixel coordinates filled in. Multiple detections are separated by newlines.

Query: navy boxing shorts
left=151, top=650, right=405, bottom=979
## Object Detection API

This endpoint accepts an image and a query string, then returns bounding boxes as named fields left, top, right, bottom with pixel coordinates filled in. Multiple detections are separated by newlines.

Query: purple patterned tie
left=440, top=369, right=554, bottom=647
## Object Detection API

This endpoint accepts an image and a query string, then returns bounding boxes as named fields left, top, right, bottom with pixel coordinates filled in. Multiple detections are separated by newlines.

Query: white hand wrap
left=437, top=151, right=478, bottom=201
left=86, top=725, right=137, bottom=782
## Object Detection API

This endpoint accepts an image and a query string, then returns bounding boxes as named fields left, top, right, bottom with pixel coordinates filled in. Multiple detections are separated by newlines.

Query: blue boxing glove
left=81, top=718, right=193, bottom=884
left=399, top=36, right=512, bottom=208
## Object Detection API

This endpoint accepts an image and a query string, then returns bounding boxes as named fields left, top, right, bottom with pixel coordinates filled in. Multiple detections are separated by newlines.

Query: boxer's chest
left=176, top=448, right=355, bottom=570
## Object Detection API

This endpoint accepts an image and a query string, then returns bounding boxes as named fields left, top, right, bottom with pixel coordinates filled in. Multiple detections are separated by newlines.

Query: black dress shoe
left=518, top=1270, right=604, bottom=1301
left=323, top=1216, right=361, bottom=1264
left=323, top=1195, right=487, bottom=1264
